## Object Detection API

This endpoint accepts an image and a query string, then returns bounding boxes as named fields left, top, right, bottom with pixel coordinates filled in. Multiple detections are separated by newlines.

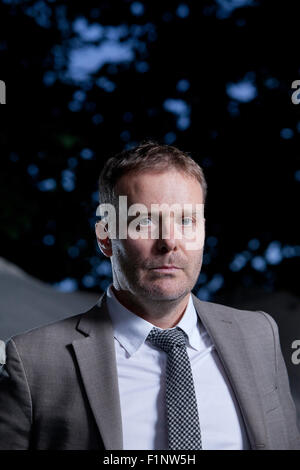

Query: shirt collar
left=106, top=284, right=202, bottom=357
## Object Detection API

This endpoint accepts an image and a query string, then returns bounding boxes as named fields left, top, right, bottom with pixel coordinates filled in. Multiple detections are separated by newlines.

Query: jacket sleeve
left=260, top=311, right=300, bottom=450
left=0, top=338, right=32, bottom=449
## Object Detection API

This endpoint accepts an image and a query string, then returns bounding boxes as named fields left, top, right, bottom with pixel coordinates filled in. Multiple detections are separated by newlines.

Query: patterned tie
left=147, top=326, right=202, bottom=450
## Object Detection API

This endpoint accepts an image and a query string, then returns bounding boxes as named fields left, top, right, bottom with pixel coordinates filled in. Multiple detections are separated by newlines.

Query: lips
left=153, top=266, right=180, bottom=269
left=150, top=266, right=181, bottom=272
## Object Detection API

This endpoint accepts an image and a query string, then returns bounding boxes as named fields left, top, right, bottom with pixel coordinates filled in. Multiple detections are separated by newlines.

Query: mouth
left=150, top=266, right=182, bottom=273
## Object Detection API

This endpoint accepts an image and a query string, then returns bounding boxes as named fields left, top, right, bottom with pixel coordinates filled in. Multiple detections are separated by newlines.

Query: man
left=0, top=141, right=299, bottom=450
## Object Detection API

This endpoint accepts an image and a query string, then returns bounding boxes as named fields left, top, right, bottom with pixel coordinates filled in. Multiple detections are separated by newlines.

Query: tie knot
left=146, top=326, right=187, bottom=353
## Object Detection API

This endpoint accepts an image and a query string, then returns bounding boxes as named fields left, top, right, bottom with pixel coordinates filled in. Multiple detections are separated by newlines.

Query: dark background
left=0, top=0, right=300, bottom=416
left=1, top=0, right=300, bottom=298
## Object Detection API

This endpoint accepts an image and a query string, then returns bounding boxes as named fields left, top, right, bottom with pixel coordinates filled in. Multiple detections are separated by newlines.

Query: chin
left=140, top=280, right=189, bottom=301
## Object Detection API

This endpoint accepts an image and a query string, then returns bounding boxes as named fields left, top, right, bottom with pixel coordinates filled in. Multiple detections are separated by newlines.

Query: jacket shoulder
left=192, top=294, right=278, bottom=332
left=5, top=303, right=99, bottom=354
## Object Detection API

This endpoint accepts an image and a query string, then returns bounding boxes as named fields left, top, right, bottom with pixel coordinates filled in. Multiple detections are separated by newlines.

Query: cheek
left=113, top=238, right=151, bottom=260
left=185, top=249, right=203, bottom=268
left=125, top=238, right=153, bottom=257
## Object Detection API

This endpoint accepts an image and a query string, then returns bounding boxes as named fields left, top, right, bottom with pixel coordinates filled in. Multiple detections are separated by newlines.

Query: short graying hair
left=98, top=140, right=207, bottom=206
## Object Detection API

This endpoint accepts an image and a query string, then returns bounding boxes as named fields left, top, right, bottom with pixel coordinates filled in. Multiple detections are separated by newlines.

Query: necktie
left=147, top=326, right=202, bottom=450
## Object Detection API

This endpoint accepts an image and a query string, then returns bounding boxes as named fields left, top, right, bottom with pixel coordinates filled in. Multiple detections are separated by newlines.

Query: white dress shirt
left=106, top=284, right=250, bottom=450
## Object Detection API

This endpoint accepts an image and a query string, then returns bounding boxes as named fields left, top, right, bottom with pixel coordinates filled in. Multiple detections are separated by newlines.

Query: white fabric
left=106, top=284, right=250, bottom=450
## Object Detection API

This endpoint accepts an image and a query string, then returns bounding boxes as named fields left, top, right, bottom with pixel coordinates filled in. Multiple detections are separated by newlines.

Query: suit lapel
left=191, top=293, right=268, bottom=450
left=71, top=293, right=123, bottom=450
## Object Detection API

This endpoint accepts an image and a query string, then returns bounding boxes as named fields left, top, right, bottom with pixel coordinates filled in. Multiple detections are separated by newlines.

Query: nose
left=156, top=237, right=178, bottom=253
left=155, top=218, right=178, bottom=253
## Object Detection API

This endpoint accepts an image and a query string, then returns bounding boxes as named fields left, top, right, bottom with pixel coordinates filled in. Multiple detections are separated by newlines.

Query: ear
left=95, top=220, right=112, bottom=257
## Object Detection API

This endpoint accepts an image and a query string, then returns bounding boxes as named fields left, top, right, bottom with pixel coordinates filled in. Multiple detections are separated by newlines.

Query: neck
left=111, top=285, right=190, bottom=329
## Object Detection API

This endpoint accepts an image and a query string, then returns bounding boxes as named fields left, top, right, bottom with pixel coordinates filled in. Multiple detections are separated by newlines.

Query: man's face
left=101, top=169, right=205, bottom=301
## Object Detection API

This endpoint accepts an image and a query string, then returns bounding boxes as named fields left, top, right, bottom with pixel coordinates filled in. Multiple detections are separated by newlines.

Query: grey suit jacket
left=0, top=292, right=299, bottom=450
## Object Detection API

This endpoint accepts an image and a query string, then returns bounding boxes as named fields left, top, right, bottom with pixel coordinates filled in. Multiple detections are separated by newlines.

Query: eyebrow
left=127, top=210, right=201, bottom=218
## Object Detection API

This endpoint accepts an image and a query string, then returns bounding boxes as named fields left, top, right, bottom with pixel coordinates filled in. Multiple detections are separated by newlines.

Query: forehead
left=115, top=169, right=203, bottom=205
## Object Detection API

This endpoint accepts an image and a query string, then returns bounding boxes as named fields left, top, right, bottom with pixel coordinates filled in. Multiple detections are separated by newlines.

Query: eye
left=139, top=217, right=152, bottom=226
left=181, top=217, right=193, bottom=226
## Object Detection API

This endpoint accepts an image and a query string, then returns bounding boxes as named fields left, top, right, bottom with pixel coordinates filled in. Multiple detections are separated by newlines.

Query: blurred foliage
left=0, top=0, right=299, bottom=298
